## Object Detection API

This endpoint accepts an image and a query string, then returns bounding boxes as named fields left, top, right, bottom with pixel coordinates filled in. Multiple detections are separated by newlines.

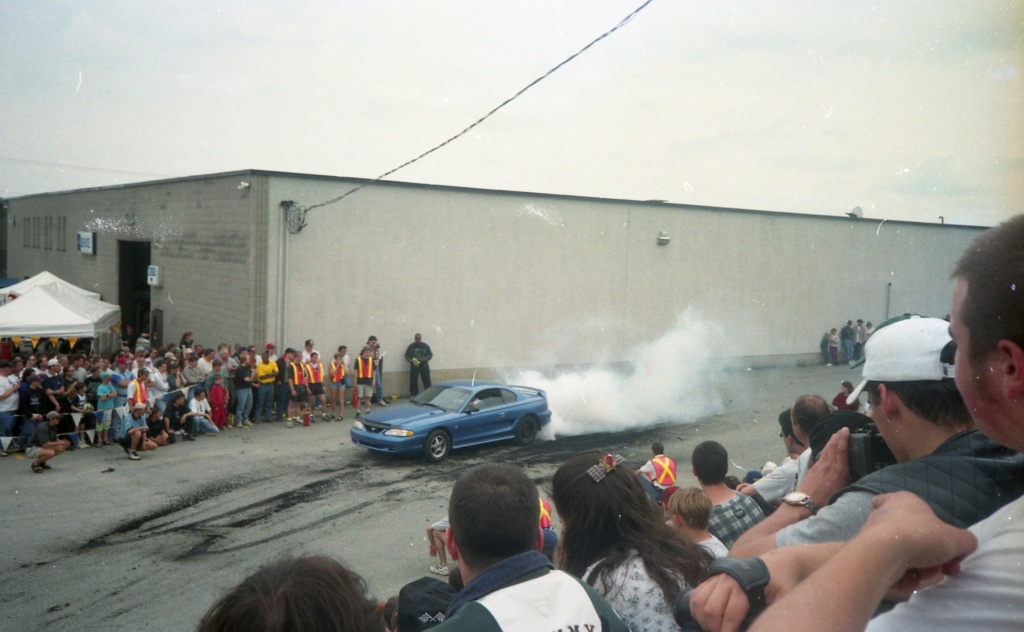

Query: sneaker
left=41, top=462, right=53, bottom=470
left=128, top=451, right=141, bottom=460
left=183, top=434, right=196, bottom=442
left=379, top=400, right=388, bottom=407
left=241, top=423, right=252, bottom=429
left=355, top=412, right=362, bottom=420
left=430, top=565, right=450, bottom=576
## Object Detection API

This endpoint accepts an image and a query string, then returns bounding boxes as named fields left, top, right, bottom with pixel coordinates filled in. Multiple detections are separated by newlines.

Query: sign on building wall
left=77, top=231, right=96, bottom=255
left=147, top=265, right=162, bottom=287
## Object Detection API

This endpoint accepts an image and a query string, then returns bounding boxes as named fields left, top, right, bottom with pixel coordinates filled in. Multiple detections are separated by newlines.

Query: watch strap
left=708, top=557, right=770, bottom=629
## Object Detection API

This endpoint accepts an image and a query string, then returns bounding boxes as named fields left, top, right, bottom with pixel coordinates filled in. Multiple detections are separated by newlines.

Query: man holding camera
left=688, top=216, right=1024, bottom=632
left=731, top=316, right=1024, bottom=557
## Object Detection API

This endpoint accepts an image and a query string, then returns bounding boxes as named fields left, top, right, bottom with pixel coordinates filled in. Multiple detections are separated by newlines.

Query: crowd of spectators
left=821, top=318, right=874, bottom=366
left=0, top=335, right=390, bottom=469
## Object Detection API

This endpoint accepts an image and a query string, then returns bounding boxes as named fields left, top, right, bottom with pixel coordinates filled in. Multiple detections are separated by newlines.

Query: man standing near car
left=405, top=333, right=433, bottom=397
left=368, top=335, right=388, bottom=407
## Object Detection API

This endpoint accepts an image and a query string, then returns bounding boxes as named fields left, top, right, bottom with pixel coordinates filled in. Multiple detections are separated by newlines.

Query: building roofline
left=5, top=168, right=987, bottom=229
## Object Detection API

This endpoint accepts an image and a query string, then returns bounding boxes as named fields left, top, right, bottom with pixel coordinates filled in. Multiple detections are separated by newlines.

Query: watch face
left=785, top=492, right=808, bottom=504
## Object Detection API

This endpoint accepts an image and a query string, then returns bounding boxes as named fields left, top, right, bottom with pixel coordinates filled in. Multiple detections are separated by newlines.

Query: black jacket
left=834, top=429, right=1024, bottom=528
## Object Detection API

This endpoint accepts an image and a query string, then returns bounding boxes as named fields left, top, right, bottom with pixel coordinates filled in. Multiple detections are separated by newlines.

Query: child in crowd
left=95, top=371, right=116, bottom=447
left=209, top=373, right=228, bottom=430
left=328, top=352, right=347, bottom=421
left=667, top=487, right=729, bottom=559
left=68, top=382, right=97, bottom=447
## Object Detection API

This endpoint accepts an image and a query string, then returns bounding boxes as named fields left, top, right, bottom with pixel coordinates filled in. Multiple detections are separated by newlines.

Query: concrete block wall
left=7, top=173, right=267, bottom=350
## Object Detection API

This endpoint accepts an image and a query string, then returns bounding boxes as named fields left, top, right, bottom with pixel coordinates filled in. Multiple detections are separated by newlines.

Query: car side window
left=499, top=389, right=517, bottom=405
left=473, top=389, right=503, bottom=410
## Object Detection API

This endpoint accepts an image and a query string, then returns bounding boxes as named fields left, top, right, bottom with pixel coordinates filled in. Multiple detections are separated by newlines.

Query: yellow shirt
left=255, top=361, right=279, bottom=384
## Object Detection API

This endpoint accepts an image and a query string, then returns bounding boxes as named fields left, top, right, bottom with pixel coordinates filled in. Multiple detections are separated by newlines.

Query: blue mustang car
left=350, top=380, right=552, bottom=462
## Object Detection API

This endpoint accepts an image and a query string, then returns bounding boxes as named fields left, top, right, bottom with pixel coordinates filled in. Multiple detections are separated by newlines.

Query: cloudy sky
left=2, top=1, right=1021, bottom=226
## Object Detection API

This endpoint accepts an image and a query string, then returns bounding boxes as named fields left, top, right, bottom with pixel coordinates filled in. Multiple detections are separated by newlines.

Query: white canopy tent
left=0, top=284, right=121, bottom=354
left=0, top=271, right=101, bottom=304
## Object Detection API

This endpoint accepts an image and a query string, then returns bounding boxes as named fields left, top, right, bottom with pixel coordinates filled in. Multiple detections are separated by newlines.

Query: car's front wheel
left=423, top=429, right=451, bottom=462
left=514, top=415, right=538, bottom=446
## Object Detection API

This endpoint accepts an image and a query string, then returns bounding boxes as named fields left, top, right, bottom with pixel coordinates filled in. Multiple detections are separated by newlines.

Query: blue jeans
left=110, top=397, right=127, bottom=440
left=0, top=412, right=14, bottom=437
left=637, top=475, right=665, bottom=503
left=276, top=383, right=290, bottom=420
left=235, top=388, right=253, bottom=424
left=374, top=372, right=384, bottom=403
left=192, top=416, right=219, bottom=435
left=255, top=383, right=275, bottom=421
left=20, top=417, right=39, bottom=450
left=842, top=339, right=854, bottom=363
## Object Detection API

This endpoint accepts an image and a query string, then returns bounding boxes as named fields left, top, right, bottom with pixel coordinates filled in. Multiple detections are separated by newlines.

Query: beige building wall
left=8, top=170, right=984, bottom=395
left=265, top=174, right=984, bottom=387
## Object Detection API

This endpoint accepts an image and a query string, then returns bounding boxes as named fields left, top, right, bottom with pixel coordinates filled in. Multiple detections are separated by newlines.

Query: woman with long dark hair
left=551, top=451, right=712, bottom=632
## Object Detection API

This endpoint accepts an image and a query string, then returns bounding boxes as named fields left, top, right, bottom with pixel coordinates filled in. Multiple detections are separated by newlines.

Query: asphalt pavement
left=0, top=364, right=854, bottom=630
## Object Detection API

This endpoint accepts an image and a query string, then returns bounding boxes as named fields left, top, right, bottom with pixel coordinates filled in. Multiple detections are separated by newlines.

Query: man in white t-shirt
left=0, top=361, right=21, bottom=448
left=187, top=388, right=219, bottom=435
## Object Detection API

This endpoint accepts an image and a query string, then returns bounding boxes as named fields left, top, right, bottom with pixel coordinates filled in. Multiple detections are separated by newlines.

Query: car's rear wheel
left=423, top=429, right=451, bottom=462
left=514, top=415, right=538, bottom=446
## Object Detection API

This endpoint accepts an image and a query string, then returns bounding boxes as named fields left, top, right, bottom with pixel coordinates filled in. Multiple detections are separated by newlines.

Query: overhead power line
left=0, top=155, right=170, bottom=179
left=293, top=0, right=656, bottom=224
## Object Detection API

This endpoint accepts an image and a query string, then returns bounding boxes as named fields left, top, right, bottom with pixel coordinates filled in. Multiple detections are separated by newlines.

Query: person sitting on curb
left=123, top=402, right=153, bottom=460
left=427, top=515, right=452, bottom=577
left=188, top=387, right=220, bottom=436
left=635, top=441, right=677, bottom=504
left=26, top=411, right=69, bottom=473
left=163, top=391, right=196, bottom=441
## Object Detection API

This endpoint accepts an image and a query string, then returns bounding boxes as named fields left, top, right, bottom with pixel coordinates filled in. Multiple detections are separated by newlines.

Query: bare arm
left=731, top=428, right=851, bottom=557
left=749, top=493, right=977, bottom=632
left=690, top=542, right=845, bottom=632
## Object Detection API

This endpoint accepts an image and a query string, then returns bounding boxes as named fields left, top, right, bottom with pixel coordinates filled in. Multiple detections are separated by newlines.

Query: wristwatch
left=782, top=491, right=819, bottom=515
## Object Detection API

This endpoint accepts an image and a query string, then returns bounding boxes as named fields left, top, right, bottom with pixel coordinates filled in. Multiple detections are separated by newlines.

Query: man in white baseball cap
left=844, top=315, right=956, bottom=407
left=731, top=315, right=1024, bottom=558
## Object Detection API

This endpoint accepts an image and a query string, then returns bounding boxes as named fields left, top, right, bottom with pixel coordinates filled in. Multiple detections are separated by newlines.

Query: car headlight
left=352, top=421, right=364, bottom=430
left=384, top=428, right=414, bottom=437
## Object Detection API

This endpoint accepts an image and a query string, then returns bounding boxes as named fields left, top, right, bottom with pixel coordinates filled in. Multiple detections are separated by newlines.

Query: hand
left=688, top=548, right=805, bottom=632
left=797, top=427, right=850, bottom=507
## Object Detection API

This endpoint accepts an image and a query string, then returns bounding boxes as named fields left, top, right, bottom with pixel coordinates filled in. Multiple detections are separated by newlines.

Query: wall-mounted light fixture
left=657, top=230, right=670, bottom=245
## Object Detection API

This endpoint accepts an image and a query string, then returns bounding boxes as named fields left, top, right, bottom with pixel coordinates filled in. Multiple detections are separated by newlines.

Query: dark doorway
left=118, top=241, right=151, bottom=339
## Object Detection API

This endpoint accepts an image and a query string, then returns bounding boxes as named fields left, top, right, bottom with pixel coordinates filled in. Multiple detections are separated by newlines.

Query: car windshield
left=412, top=385, right=472, bottom=413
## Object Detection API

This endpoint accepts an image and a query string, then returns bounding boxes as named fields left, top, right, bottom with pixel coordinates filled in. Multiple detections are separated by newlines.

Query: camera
left=847, top=423, right=897, bottom=482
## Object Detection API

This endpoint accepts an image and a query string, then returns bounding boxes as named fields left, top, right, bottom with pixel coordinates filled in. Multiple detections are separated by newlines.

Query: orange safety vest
left=330, top=361, right=346, bottom=382
left=652, top=456, right=676, bottom=486
left=290, top=362, right=307, bottom=386
left=307, top=363, right=323, bottom=384
left=356, top=356, right=374, bottom=379
left=129, top=379, right=148, bottom=406
left=539, top=498, right=552, bottom=529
